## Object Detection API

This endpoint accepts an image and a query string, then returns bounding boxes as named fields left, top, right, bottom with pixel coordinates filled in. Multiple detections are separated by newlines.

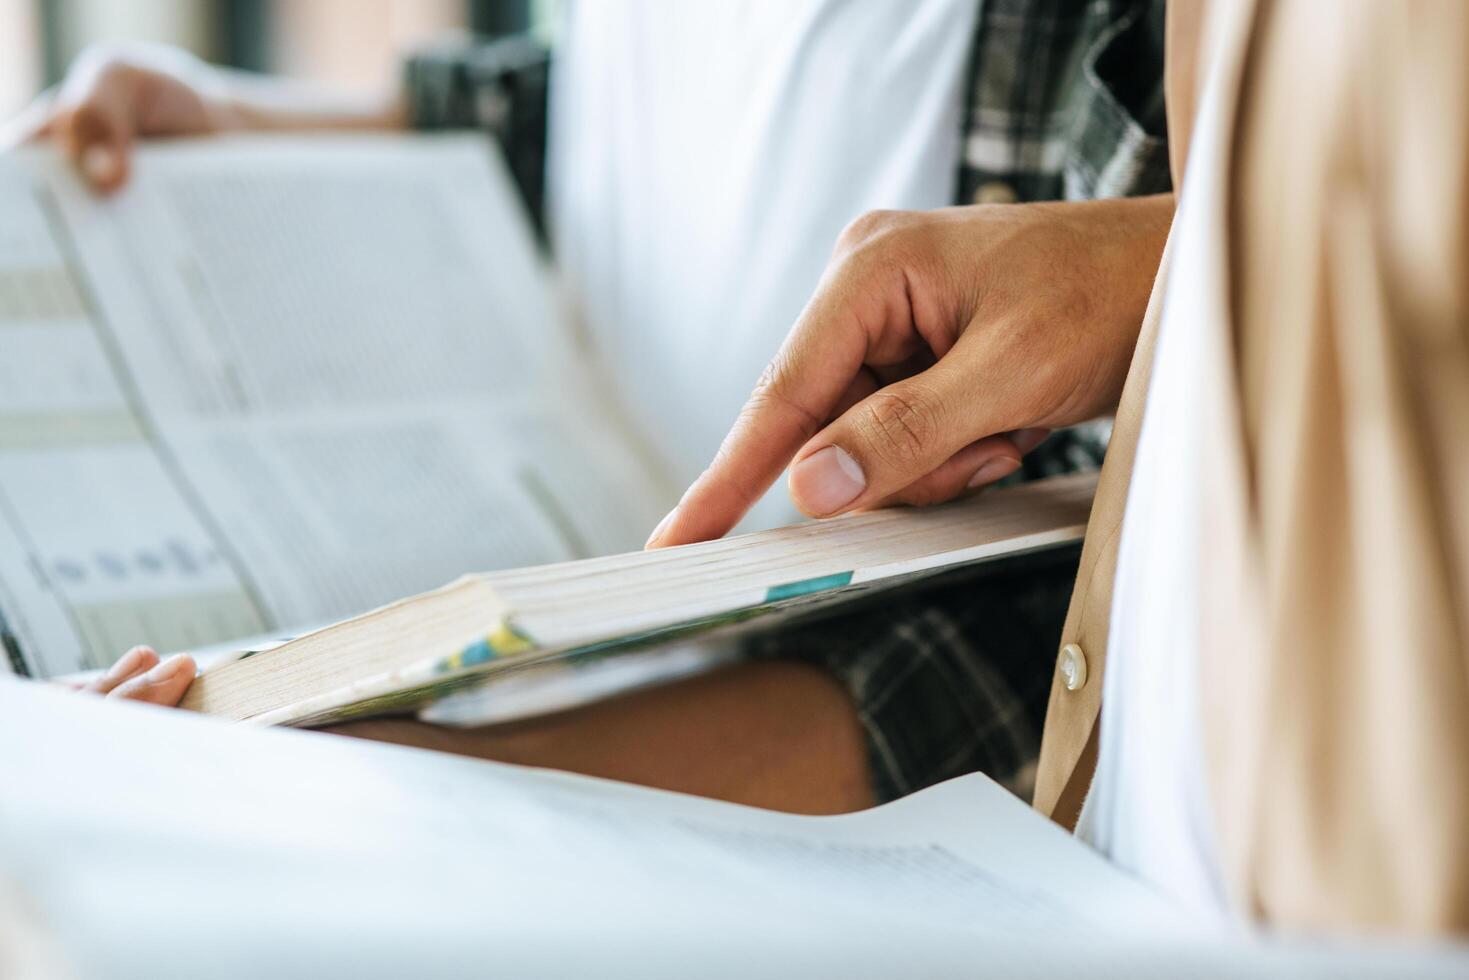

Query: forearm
left=1098, top=191, right=1175, bottom=414
left=1085, top=190, right=1175, bottom=327
left=1086, top=190, right=1175, bottom=392
left=213, top=67, right=407, bottom=133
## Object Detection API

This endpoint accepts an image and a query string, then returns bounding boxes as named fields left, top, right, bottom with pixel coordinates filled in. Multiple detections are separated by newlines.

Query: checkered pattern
left=957, top=0, right=1170, bottom=203
left=749, top=547, right=1081, bottom=803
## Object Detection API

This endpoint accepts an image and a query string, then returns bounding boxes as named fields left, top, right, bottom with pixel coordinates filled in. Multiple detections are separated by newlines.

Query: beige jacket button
left=1060, top=643, right=1088, bottom=691
left=972, top=180, right=1018, bottom=205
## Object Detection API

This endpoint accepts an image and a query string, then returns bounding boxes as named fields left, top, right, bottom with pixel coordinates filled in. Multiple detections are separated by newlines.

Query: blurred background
left=0, top=0, right=558, bottom=116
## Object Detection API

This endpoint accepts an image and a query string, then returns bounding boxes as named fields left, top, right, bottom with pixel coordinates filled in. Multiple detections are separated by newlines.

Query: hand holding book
left=15, top=41, right=406, bottom=194
left=646, top=196, right=1173, bottom=549
left=70, top=644, right=195, bottom=707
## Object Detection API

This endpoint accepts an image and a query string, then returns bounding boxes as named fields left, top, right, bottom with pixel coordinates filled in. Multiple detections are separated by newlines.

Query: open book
left=179, top=470, right=1093, bottom=726
left=0, top=134, right=1090, bottom=725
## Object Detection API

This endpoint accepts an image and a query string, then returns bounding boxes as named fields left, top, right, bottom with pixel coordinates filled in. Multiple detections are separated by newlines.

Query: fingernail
left=791, top=446, right=866, bottom=516
left=967, top=456, right=1020, bottom=489
left=645, top=508, right=677, bottom=548
left=144, top=654, right=190, bottom=684
left=81, top=145, right=118, bottom=185
left=1011, top=428, right=1050, bottom=455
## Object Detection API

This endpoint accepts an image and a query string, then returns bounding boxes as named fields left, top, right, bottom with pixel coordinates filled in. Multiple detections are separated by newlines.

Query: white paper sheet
left=2, top=680, right=1465, bottom=980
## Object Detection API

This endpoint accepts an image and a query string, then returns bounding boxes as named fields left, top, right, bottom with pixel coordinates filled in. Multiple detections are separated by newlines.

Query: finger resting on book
left=106, top=653, right=196, bottom=707
left=647, top=378, right=834, bottom=548
left=82, top=645, right=159, bottom=695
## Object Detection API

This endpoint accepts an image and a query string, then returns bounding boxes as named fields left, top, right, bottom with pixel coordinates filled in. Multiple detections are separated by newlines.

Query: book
left=6, top=677, right=1462, bottom=977
left=178, top=470, right=1093, bottom=725
left=0, top=133, right=1093, bottom=725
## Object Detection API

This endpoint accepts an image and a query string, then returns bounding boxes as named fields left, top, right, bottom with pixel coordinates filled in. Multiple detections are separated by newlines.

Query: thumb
left=60, top=100, right=133, bottom=192
left=787, top=358, right=1011, bottom=517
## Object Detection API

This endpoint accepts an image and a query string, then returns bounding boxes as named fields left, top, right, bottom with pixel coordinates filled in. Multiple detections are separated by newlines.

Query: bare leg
left=84, top=649, right=875, bottom=815
left=325, top=660, right=875, bottom=815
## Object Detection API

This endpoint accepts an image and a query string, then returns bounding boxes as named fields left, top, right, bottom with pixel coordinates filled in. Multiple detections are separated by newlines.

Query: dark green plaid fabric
left=957, top=0, right=1169, bottom=203
left=750, top=546, right=1082, bottom=804
left=405, top=33, right=552, bottom=236
left=402, top=3, right=1166, bottom=803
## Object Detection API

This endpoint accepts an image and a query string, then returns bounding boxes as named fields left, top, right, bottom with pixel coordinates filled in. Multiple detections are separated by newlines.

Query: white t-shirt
left=1074, top=20, right=1233, bottom=921
left=547, top=0, right=980, bottom=529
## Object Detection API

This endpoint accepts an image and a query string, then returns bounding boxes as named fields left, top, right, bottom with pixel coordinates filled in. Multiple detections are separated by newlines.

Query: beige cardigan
left=1032, top=0, right=1469, bottom=934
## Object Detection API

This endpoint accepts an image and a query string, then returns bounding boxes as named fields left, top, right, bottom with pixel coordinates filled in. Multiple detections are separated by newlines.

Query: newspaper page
left=0, top=136, right=674, bottom=677
left=8, top=679, right=1466, bottom=979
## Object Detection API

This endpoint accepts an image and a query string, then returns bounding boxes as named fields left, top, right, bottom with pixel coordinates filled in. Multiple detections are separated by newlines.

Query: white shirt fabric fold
left=548, top=0, right=979, bottom=529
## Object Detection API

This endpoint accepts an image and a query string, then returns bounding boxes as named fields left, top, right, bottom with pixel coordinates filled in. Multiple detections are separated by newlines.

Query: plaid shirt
left=957, top=0, right=1169, bottom=204
left=403, top=2, right=1168, bottom=801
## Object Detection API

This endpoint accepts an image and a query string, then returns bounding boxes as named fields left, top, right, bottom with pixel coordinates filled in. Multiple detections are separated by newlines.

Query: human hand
left=72, top=645, right=196, bottom=707
left=647, top=195, right=1173, bottom=548
left=3, top=43, right=239, bottom=193
left=4, top=41, right=408, bottom=194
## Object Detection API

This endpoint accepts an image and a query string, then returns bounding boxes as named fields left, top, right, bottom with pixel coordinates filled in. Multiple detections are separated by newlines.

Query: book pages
left=179, top=473, right=1094, bottom=725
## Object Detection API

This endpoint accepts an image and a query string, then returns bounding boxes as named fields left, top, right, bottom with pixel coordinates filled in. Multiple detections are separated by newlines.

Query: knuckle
left=857, top=387, right=941, bottom=469
left=64, top=102, right=112, bottom=142
left=64, top=43, right=153, bottom=105
left=73, top=42, right=137, bottom=80
left=835, top=209, right=902, bottom=252
left=746, top=356, right=821, bottom=433
left=752, top=357, right=783, bottom=396
left=832, top=212, right=941, bottom=293
left=744, top=363, right=783, bottom=420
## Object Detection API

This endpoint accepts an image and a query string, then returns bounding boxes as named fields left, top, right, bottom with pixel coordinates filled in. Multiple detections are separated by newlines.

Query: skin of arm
left=209, top=62, right=407, bottom=133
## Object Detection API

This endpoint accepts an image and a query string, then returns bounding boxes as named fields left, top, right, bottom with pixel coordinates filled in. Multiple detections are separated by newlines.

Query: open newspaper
left=6, top=679, right=1466, bottom=979
left=0, top=135, right=675, bottom=685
